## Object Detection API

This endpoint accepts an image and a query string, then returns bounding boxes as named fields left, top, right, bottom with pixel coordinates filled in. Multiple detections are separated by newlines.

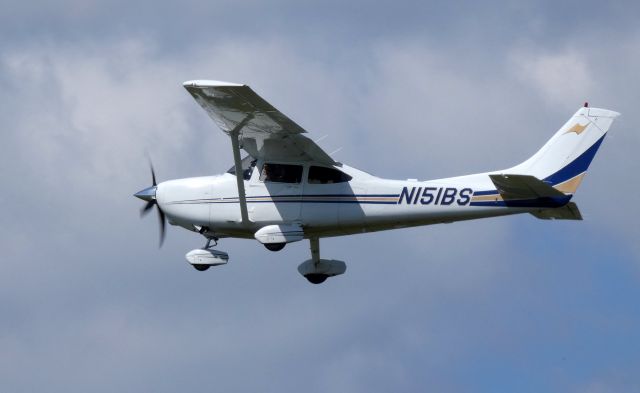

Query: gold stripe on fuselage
left=470, top=194, right=503, bottom=202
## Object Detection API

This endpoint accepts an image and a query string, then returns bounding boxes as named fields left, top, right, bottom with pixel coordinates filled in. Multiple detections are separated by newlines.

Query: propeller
left=134, top=160, right=166, bottom=247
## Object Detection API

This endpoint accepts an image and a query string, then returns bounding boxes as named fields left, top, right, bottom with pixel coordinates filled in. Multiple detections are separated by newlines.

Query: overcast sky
left=1, top=1, right=640, bottom=392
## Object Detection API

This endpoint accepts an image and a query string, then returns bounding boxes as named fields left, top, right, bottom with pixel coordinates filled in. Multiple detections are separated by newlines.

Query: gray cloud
left=1, top=2, right=640, bottom=392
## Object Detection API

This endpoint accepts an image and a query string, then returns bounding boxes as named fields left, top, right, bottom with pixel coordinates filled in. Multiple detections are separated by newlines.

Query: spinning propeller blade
left=140, top=200, right=155, bottom=216
left=157, top=205, right=166, bottom=247
left=149, top=159, right=157, bottom=187
left=134, top=159, right=166, bottom=248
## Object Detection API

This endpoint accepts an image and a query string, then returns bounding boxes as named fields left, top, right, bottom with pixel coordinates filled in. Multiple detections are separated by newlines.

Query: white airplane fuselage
left=157, top=160, right=532, bottom=239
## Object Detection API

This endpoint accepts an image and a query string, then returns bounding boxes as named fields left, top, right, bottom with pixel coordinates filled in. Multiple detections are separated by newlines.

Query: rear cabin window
left=308, top=166, right=352, bottom=184
left=260, top=163, right=303, bottom=183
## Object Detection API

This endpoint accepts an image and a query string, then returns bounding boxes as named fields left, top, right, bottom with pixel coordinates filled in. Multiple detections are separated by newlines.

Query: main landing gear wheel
left=264, top=242, right=286, bottom=252
left=193, top=264, right=210, bottom=271
left=297, top=238, right=347, bottom=284
left=304, top=273, right=328, bottom=284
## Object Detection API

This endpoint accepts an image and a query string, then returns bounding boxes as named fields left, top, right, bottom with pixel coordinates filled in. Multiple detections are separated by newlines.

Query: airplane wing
left=183, top=80, right=336, bottom=165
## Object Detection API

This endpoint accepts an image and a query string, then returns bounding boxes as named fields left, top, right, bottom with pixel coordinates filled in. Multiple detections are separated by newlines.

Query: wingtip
left=183, top=80, right=244, bottom=88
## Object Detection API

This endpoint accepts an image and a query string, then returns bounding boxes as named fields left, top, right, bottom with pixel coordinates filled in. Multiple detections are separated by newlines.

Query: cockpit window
left=308, top=166, right=352, bottom=184
left=227, top=156, right=256, bottom=180
left=259, top=163, right=303, bottom=183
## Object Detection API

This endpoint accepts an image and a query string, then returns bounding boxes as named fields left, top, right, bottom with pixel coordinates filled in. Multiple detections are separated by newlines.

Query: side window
left=260, top=163, right=303, bottom=183
left=308, top=166, right=352, bottom=184
left=227, top=156, right=257, bottom=180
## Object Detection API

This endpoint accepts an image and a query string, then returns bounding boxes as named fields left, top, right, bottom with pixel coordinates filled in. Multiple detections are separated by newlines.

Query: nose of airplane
left=134, top=185, right=157, bottom=202
left=134, top=162, right=166, bottom=247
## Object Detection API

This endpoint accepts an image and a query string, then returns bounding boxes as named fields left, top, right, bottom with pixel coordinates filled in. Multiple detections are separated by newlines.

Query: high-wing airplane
left=134, top=80, right=619, bottom=284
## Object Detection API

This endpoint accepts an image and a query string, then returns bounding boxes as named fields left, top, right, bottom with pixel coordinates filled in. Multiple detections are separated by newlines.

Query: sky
left=1, top=0, right=640, bottom=392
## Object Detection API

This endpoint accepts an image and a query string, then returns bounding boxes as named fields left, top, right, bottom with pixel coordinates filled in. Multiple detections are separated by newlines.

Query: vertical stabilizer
left=507, top=106, right=620, bottom=194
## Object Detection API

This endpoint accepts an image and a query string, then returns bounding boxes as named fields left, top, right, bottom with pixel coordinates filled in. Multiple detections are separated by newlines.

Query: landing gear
left=297, top=238, right=346, bottom=284
left=185, top=237, right=229, bottom=271
left=264, top=242, right=286, bottom=252
left=204, top=237, right=218, bottom=249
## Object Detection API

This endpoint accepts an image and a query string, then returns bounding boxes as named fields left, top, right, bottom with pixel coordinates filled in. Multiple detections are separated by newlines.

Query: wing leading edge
left=183, top=80, right=336, bottom=165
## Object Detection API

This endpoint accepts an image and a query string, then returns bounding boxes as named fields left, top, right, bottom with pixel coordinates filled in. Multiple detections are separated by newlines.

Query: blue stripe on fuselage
left=473, top=190, right=499, bottom=196
left=469, top=195, right=572, bottom=208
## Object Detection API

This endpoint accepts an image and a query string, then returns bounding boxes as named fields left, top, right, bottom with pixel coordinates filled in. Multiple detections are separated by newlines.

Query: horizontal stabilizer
left=489, top=174, right=567, bottom=199
left=530, top=202, right=583, bottom=220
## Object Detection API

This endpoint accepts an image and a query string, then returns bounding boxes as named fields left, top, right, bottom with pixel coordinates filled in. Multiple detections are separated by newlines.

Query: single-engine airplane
left=135, top=80, right=619, bottom=284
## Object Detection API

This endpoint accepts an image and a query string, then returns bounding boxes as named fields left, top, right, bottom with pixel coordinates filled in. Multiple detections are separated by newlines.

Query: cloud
left=510, top=48, right=593, bottom=107
left=1, top=7, right=640, bottom=392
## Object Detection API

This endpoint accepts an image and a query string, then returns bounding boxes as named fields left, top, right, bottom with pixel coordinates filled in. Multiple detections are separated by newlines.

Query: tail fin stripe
left=553, top=173, right=586, bottom=194
left=542, top=134, right=606, bottom=185
left=472, top=134, right=606, bottom=197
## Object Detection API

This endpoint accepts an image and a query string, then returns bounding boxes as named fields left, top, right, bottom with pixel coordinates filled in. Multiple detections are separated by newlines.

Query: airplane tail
left=506, top=105, right=620, bottom=195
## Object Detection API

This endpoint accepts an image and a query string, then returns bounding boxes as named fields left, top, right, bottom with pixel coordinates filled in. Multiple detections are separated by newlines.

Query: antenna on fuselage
left=329, top=147, right=343, bottom=156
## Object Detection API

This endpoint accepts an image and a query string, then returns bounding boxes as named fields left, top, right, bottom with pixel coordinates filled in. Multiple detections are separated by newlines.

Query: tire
left=305, top=274, right=328, bottom=284
left=193, top=264, right=210, bottom=271
left=264, top=243, right=286, bottom=252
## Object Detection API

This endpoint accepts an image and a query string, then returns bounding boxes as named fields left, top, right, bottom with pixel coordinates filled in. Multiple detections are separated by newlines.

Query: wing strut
left=229, top=115, right=253, bottom=223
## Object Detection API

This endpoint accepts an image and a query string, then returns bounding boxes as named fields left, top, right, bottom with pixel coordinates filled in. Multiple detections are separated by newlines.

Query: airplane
left=134, top=80, right=619, bottom=284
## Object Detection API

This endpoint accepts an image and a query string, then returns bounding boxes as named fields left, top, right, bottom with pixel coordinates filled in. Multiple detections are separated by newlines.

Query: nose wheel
left=186, top=237, right=228, bottom=271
